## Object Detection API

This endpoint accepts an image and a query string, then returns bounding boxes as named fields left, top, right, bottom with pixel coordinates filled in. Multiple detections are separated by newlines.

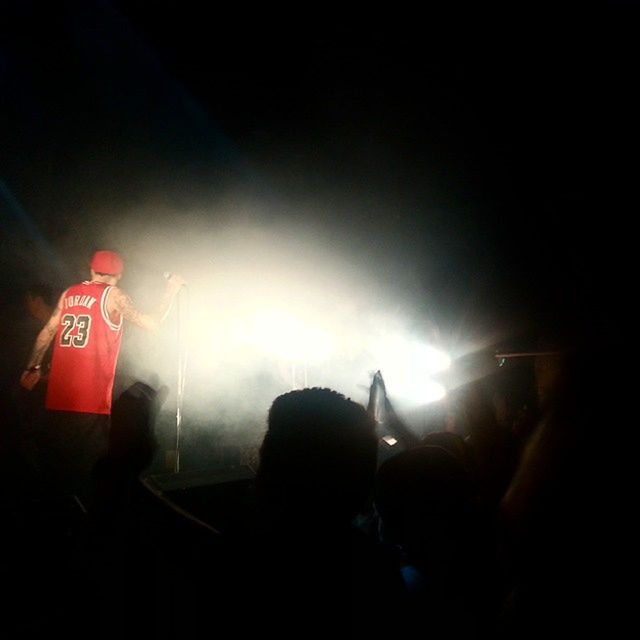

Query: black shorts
left=41, top=410, right=110, bottom=499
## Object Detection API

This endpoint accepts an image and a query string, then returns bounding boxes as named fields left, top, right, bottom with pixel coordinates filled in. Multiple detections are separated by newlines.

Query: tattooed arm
left=20, top=295, right=62, bottom=390
left=108, top=275, right=185, bottom=332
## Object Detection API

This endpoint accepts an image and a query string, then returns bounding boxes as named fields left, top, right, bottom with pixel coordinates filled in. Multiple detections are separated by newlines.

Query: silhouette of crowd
left=0, top=286, right=621, bottom=639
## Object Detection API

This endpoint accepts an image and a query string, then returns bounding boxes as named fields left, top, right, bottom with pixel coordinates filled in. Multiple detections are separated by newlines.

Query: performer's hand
left=166, top=274, right=187, bottom=292
left=20, top=368, right=41, bottom=391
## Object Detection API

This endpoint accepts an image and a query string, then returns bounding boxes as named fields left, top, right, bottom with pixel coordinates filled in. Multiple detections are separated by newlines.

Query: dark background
left=1, top=1, right=635, bottom=347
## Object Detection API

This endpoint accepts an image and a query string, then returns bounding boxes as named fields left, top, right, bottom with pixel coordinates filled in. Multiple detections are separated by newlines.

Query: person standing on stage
left=19, top=250, right=185, bottom=502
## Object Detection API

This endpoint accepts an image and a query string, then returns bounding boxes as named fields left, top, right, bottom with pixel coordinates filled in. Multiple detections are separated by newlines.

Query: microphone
left=164, top=272, right=187, bottom=288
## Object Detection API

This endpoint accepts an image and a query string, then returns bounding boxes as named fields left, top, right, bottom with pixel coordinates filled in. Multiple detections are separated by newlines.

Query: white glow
left=243, top=309, right=334, bottom=363
left=369, top=337, right=450, bottom=376
left=104, top=216, right=450, bottom=429
left=365, top=335, right=450, bottom=405
left=400, top=379, right=447, bottom=405
left=421, top=344, right=452, bottom=374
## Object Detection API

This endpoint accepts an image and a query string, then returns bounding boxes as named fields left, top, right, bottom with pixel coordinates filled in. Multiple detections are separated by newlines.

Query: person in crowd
left=498, top=317, right=622, bottom=638
left=374, top=444, right=501, bottom=639
left=0, top=283, right=57, bottom=498
left=248, top=387, right=405, bottom=637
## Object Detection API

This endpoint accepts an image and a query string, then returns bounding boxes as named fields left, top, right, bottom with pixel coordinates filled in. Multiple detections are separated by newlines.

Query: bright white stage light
left=400, top=379, right=447, bottom=405
left=421, top=344, right=452, bottom=374
left=368, top=336, right=450, bottom=406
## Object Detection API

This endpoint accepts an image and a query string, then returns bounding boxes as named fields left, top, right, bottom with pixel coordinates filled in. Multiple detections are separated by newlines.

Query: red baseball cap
left=90, top=250, right=124, bottom=275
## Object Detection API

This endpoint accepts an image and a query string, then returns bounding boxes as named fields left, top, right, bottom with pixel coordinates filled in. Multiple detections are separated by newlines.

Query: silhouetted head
left=421, top=431, right=475, bottom=475
left=256, top=388, right=378, bottom=523
left=24, top=283, right=54, bottom=322
left=374, top=445, right=474, bottom=560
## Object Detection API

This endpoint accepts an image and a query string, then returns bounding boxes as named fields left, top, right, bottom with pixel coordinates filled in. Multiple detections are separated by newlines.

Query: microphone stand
left=173, top=285, right=189, bottom=473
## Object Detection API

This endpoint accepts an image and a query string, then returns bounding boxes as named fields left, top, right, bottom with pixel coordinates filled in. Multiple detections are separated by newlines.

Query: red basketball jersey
left=46, top=281, right=123, bottom=414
